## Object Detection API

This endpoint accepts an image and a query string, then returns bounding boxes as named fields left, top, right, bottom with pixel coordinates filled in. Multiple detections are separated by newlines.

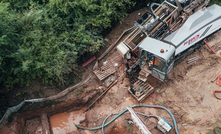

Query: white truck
left=117, top=0, right=221, bottom=101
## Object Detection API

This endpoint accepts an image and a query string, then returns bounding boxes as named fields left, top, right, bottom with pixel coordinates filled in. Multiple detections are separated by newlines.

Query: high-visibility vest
left=149, top=61, right=153, bottom=66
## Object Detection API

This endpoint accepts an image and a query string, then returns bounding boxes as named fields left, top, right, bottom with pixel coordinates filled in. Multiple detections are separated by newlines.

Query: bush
left=0, top=0, right=136, bottom=91
left=209, top=0, right=221, bottom=6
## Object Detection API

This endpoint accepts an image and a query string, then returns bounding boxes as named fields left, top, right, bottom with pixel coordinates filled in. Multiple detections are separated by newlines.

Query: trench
left=0, top=87, right=101, bottom=134
left=49, top=107, right=87, bottom=134
left=0, top=76, right=158, bottom=134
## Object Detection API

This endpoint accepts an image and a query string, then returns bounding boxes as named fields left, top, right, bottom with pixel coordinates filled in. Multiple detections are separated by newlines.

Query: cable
left=101, top=112, right=159, bottom=134
left=204, top=40, right=221, bottom=99
left=136, top=112, right=159, bottom=120
left=139, top=104, right=180, bottom=134
left=182, top=107, right=221, bottom=134
left=204, top=40, right=221, bottom=58
left=155, top=82, right=168, bottom=104
left=75, top=104, right=180, bottom=134
left=214, top=90, right=221, bottom=100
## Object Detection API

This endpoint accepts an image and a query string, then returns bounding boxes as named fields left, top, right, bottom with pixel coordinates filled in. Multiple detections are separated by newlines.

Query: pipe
left=76, top=108, right=128, bottom=130
left=0, top=25, right=136, bottom=129
left=214, top=90, right=221, bottom=100
left=182, top=107, right=221, bottom=134
left=150, top=3, right=168, bottom=19
left=40, top=118, right=45, bottom=134
left=101, top=112, right=159, bottom=134
left=204, top=40, right=221, bottom=58
left=211, top=71, right=221, bottom=83
left=139, top=104, right=180, bottom=134
left=175, top=0, right=183, bottom=13
left=102, top=113, right=118, bottom=134
left=187, top=56, right=199, bottom=62
left=85, top=72, right=125, bottom=112
left=136, top=112, right=160, bottom=120
left=75, top=104, right=180, bottom=134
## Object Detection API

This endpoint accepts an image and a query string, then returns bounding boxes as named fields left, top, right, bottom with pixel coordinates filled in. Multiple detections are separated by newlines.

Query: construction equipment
left=127, top=107, right=173, bottom=134
left=117, top=0, right=221, bottom=101
left=155, top=117, right=173, bottom=134
left=127, top=107, right=152, bottom=134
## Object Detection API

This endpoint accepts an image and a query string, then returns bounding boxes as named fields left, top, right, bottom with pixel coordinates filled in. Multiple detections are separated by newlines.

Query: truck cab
left=138, top=37, right=175, bottom=81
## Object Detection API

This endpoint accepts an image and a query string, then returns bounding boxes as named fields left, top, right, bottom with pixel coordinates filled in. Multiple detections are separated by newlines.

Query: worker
left=148, top=56, right=154, bottom=69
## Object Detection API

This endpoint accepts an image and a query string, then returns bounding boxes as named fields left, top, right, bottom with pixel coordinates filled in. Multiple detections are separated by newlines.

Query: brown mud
left=1, top=7, right=221, bottom=134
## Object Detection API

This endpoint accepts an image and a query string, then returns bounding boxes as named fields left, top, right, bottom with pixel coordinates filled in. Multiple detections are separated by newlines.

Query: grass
left=208, top=126, right=221, bottom=134
left=214, top=126, right=221, bottom=134
left=73, top=87, right=84, bottom=97
left=123, top=122, right=134, bottom=133
left=209, top=0, right=221, bottom=6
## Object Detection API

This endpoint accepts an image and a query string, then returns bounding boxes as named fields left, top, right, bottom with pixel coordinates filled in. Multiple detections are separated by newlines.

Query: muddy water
left=49, top=107, right=86, bottom=134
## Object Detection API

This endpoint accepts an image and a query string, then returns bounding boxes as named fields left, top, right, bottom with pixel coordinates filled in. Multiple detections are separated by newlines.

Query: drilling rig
left=117, top=0, right=221, bottom=101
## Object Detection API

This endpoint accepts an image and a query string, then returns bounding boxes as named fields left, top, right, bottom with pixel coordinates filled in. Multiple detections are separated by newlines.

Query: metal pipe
left=76, top=104, right=180, bottom=134
left=175, top=0, right=183, bottom=14
left=186, top=56, right=199, bottom=63
left=150, top=3, right=168, bottom=19
left=85, top=73, right=125, bottom=112
left=101, top=112, right=160, bottom=134
left=187, top=56, right=199, bottom=62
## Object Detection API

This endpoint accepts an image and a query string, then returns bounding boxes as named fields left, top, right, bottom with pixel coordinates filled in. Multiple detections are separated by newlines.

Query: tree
left=0, top=0, right=135, bottom=91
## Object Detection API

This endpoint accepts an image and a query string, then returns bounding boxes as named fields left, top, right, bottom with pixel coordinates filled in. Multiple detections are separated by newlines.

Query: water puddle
left=49, top=107, right=86, bottom=134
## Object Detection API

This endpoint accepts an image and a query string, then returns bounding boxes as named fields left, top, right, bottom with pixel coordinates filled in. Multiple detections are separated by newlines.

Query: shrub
left=0, top=0, right=135, bottom=91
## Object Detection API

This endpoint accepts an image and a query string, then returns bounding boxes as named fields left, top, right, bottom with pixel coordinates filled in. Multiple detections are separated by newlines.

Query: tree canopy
left=0, top=0, right=136, bottom=91
left=2, top=0, right=218, bottom=91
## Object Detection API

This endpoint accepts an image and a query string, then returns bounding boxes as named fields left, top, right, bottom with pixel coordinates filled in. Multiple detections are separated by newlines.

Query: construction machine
left=117, top=0, right=221, bottom=101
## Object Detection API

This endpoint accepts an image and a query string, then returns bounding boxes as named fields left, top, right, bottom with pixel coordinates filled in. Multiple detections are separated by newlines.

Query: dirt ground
left=77, top=41, right=221, bottom=134
left=1, top=7, right=221, bottom=134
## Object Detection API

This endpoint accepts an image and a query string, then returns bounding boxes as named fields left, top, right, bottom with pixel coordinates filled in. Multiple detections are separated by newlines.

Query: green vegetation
left=208, top=126, right=221, bottom=134
left=73, top=87, right=84, bottom=97
left=1, top=0, right=220, bottom=92
left=0, top=0, right=136, bottom=91
left=214, top=126, right=221, bottom=134
left=123, top=122, right=134, bottom=133
left=209, top=0, right=221, bottom=6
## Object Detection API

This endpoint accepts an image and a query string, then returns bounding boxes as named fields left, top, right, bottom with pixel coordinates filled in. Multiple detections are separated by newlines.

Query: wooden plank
left=134, top=81, right=142, bottom=91
left=139, top=88, right=155, bottom=102
left=128, top=80, right=155, bottom=102
left=82, top=56, right=96, bottom=67
left=93, top=61, right=116, bottom=81
left=139, top=90, right=151, bottom=101
left=128, top=87, right=138, bottom=100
